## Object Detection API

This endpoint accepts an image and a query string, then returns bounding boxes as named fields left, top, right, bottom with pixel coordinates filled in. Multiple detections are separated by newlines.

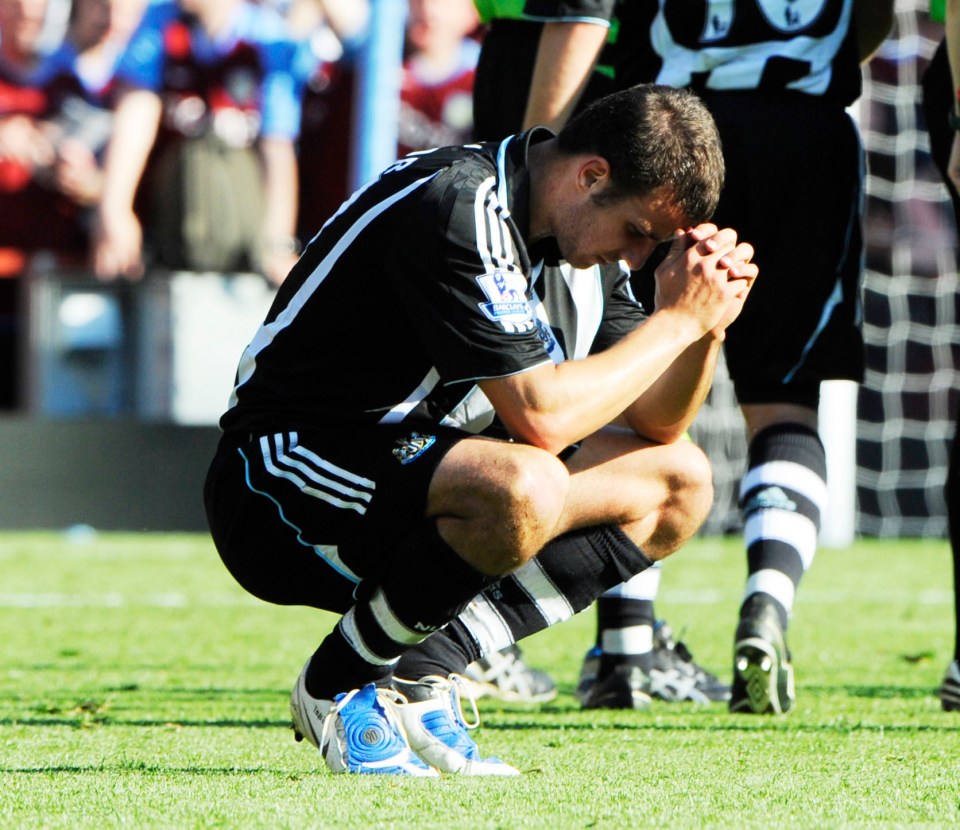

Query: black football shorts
left=702, top=91, right=866, bottom=407
left=204, top=425, right=466, bottom=612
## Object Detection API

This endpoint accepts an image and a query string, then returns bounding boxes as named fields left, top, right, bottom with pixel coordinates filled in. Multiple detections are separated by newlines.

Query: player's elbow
left=622, top=411, right=694, bottom=447
left=503, top=411, right=581, bottom=457
left=637, top=422, right=691, bottom=447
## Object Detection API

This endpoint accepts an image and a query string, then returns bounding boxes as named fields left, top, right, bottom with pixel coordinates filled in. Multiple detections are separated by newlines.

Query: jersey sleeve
left=387, top=161, right=553, bottom=384
left=522, top=0, right=616, bottom=24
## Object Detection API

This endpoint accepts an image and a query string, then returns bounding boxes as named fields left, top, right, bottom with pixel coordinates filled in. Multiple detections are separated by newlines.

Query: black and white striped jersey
left=220, top=128, right=646, bottom=437
left=617, top=0, right=861, bottom=106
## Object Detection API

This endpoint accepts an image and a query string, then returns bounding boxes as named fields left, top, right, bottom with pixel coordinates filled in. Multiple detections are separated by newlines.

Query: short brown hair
left=556, top=84, right=725, bottom=224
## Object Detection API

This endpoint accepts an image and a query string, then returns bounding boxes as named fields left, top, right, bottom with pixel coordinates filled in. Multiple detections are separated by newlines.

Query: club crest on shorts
left=392, top=431, right=437, bottom=465
left=476, top=269, right=535, bottom=332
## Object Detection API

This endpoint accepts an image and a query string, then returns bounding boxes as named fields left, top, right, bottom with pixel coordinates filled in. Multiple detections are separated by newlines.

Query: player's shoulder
left=385, top=145, right=500, bottom=204
left=372, top=146, right=503, bottom=245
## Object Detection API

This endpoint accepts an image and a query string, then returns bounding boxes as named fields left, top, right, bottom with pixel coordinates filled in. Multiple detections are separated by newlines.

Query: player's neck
left=526, top=140, right=558, bottom=244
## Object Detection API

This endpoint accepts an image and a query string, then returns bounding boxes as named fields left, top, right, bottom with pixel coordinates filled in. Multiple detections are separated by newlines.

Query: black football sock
left=419, top=524, right=654, bottom=675
left=304, top=520, right=496, bottom=700
left=946, top=424, right=960, bottom=663
left=596, top=596, right=656, bottom=675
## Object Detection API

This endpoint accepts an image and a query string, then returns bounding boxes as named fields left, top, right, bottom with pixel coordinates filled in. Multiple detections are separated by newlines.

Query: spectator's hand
left=0, top=114, right=55, bottom=170
left=949, top=133, right=960, bottom=194
left=261, top=248, right=297, bottom=286
left=52, top=138, right=104, bottom=206
left=92, top=205, right=145, bottom=281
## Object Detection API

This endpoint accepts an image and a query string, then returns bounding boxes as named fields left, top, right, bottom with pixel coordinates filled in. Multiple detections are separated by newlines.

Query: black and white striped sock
left=396, top=524, right=654, bottom=679
left=738, top=423, right=827, bottom=629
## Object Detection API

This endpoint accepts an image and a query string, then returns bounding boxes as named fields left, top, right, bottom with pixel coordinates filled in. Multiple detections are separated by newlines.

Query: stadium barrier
left=8, top=265, right=274, bottom=532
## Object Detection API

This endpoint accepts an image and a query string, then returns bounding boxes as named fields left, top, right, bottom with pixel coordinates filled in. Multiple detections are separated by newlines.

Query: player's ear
left=578, top=157, right=611, bottom=193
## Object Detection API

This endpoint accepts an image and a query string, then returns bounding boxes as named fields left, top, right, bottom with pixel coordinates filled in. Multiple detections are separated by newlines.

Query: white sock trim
left=744, top=570, right=796, bottom=614
left=601, top=625, right=654, bottom=656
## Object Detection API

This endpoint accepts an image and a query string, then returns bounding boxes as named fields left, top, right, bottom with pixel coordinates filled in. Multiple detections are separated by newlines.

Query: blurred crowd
left=0, top=0, right=482, bottom=404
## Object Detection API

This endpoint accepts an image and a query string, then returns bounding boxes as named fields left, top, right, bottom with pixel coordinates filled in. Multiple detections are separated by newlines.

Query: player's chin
left=568, top=253, right=605, bottom=269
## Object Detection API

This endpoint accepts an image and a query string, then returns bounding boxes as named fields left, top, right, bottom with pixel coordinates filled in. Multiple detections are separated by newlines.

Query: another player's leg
left=575, top=567, right=730, bottom=708
left=576, top=572, right=660, bottom=710
left=461, top=644, right=558, bottom=704
left=938, top=413, right=960, bottom=711
left=921, top=43, right=960, bottom=713
left=729, top=408, right=825, bottom=715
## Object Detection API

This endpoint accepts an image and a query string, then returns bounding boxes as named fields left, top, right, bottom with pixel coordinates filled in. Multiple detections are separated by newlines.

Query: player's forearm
left=259, top=137, right=299, bottom=249
left=947, top=0, right=960, bottom=92
left=481, top=308, right=710, bottom=455
left=855, top=0, right=895, bottom=62
left=621, top=334, right=723, bottom=444
left=318, top=0, right=370, bottom=43
left=521, top=21, right=608, bottom=133
left=98, top=89, right=161, bottom=216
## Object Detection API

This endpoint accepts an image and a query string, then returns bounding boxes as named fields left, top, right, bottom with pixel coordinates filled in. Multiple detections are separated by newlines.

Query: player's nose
left=622, top=238, right=658, bottom=271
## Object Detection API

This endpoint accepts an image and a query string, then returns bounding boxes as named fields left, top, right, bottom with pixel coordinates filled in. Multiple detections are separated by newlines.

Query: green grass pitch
left=2, top=532, right=958, bottom=828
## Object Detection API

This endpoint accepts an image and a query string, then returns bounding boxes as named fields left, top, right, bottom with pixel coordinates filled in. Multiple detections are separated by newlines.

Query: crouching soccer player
left=203, top=85, right=758, bottom=775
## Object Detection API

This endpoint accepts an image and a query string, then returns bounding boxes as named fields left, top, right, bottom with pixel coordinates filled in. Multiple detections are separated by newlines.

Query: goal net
left=690, top=2, right=958, bottom=538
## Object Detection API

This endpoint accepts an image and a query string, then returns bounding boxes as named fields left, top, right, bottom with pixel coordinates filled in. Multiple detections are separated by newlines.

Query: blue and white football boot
left=391, top=674, right=520, bottom=776
left=290, top=666, right=437, bottom=776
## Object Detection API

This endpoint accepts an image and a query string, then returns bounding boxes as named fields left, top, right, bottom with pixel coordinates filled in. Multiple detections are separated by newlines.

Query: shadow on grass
left=0, top=716, right=289, bottom=729
left=814, top=684, right=939, bottom=700
left=485, top=719, right=960, bottom=734
left=548, top=680, right=943, bottom=705
left=2, top=763, right=318, bottom=776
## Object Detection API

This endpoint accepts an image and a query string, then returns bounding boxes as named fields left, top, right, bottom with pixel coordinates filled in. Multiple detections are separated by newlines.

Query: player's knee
left=486, top=447, right=569, bottom=569
left=666, top=440, right=714, bottom=528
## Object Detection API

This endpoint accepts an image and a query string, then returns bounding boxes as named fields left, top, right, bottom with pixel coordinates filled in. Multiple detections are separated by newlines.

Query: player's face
left=553, top=185, right=688, bottom=272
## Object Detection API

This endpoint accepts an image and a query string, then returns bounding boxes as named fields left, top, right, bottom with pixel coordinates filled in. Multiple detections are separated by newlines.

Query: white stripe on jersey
left=473, top=142, right=536, bottom=335
left=495, top=137, right=512, bottom=216
left=378, top=366, right=441, bottom=425
left=260, top=435, right=372, bottom=514
left=438, top=385, right=498, bottom=433
left=475, top=177, right=521, bottom=276
left=229, top=172, right=440, bottom=409
left=473, top=176, right=499, bottom=274
left=559, top=262, right=607, bottom=360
